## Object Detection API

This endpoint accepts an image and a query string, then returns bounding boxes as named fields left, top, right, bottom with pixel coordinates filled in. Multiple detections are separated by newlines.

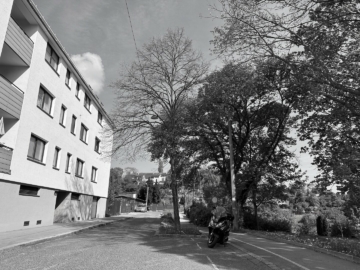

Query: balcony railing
left=4, top=17, right=34, bottom=66
left=0, top=75, right=24, bottom=119
left=0, top=145, right=13, bottom=175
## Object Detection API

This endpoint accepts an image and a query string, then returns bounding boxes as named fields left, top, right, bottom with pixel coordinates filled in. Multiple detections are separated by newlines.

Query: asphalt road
left=0, top=212, right=271, bottom=270
left=0, top=212, right=358, bottom=270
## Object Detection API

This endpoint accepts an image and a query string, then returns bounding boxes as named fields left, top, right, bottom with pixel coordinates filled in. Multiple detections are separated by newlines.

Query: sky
left=32, top=0, right=319, bottom=181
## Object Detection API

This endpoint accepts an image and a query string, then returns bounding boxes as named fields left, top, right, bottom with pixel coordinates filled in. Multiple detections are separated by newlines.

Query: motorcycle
left=207, top=213, right=234, bottom=248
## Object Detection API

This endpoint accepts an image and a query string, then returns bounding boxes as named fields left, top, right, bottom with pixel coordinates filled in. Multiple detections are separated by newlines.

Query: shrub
left=243, top=208, right=292, bottom=232
left=316, top=215, right=330, bottom=236
left=187, top=202, right=212, bottom=227
left=298, top=215, right=315, bottom=235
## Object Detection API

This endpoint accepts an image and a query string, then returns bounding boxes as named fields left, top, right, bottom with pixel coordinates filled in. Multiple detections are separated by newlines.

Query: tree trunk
left=170, top=158, right=181, bottom=232
left=252, top=190, right=258, bottom=230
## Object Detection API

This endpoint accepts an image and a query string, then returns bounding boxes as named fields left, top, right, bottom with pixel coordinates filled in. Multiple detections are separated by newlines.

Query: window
left=19, top=185, right=39, bottom=196
left=71, top=115, right=77, bottom=134
left=76, top=158, right=84, bottom=177
left=59, top=105, right=66, bottom=126
left=53, top=147, right=61, bottom=169
left=80, top=124, right=88, bottom=143
left=91, top=167, right=97, bottom=182
left=94, top=137, right=100, bottom=153
left=65, top=69, right=71, bottom=87
left=71, top=193, right=80, bottom=201
left=45, top=43, right=59, bottom=72
left=37, top=86, right=53, bottom=115
left=27, top=135, right=46, bottom=162
left=65, top=153, right=72, bottom=173
left=76, top=82, right=80, bottom=98
left=84, top=94, right=91, bottom=111
left=97, top=111, right=103, bottom=125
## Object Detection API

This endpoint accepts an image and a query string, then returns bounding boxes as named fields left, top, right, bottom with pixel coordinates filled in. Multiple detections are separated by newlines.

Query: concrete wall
left=0, top=181, right=56, bottom=233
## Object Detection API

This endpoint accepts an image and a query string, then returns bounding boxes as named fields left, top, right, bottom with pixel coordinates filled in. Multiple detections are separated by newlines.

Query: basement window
left=19, top=185, right=39, bottom=196
left=71, top=193, right=81, bottom=201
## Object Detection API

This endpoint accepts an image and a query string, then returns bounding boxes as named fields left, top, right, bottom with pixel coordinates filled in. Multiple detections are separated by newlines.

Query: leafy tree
left=107, top=167, right=124, bottom=212
left=211, top=0, right=360, bottom=196
left=152, top=182, right=161, bottom=205
left=182, top=60, right=299, bottom=229
left=158, top=159, right=164, bottom=173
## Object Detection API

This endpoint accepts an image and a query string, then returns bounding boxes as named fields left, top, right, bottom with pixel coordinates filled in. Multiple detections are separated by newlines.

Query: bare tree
left=110, top=28, right=209, bottom=231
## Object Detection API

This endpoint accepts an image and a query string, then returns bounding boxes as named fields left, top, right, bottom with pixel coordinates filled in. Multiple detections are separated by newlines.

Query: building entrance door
left=91, top=197, right=98, bottom=219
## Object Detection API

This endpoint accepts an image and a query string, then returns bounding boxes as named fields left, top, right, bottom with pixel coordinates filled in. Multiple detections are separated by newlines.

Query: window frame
left=65, top=69, right=71, bottom=88
left=75, top=158, right=84, bottom=178
left=80, top=124, right=88, bottom=144
left=59, top=105, right=67, bottom=127
left=45, top=43, right=59, bottom=73
left=84, top=93, right=91, bottom=112
left=71, top=193, right=81, bottom=201
left=37, top=86, right=54, bottom=116
left=65, top=153, right=72, bottom=173
left=71, top=115, right=77, bottom=135
left=27, top=134, right=47, bottom=163
left=97, top=111, right=103, bottom=126
left=53, top=147, right=61, bottom=169
left=94, top=137, right=100, bottom=153
left=76, top=82, right=80, bottom=99
left=91, top=166, right=97, bottom=183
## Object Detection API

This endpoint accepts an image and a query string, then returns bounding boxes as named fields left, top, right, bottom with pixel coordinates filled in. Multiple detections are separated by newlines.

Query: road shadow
left=70, top=217, right=268, bottom=270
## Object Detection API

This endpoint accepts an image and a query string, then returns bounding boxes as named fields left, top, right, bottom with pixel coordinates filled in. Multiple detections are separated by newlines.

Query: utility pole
left=229, top=110, right=239, bottom=230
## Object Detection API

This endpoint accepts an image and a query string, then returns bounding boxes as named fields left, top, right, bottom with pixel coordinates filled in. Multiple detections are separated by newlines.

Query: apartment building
left=0, top=0, right=113, bottom=232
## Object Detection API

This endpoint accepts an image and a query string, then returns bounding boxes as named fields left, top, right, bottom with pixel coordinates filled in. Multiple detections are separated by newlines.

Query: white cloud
left=71, top=52, right=105, bottom=94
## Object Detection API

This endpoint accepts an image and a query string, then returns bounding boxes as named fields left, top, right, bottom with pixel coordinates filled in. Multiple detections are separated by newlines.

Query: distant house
left=138, top=173, right=168, bottom=184
left=107, top=193, right=145, bottom=215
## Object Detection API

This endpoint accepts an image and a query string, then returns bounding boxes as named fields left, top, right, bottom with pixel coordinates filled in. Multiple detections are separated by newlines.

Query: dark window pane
left=53, top=148, right=59, bottom=168
left=42, top=93, right=52, bottom=114
left=66, top=154, right=71, bottom=172
left=45, top=45, right=51, bottom=63
left=27, top=136, right=36, bottom=157
left=60, top=106, right=65, bottom=125
left=37, top=88, right=44, bottom=108
left=34, top=139, right=45, bottom=161
left=71, top=116, right=76, bottom=133
left=19, top=185, right=39, bottom=196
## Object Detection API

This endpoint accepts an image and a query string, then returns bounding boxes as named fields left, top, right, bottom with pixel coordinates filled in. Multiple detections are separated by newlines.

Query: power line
left=124, top=0, right=139, bottom=59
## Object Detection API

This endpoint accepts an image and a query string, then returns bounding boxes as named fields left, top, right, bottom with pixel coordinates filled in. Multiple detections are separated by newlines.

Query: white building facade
left=0, top=0, right=113, bottom=232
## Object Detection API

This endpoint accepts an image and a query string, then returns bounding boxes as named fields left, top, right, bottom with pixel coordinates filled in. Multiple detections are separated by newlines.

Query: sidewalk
left=0, top=216, right=130, bottom=252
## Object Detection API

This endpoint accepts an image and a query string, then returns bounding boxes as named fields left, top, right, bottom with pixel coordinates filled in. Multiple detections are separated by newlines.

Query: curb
left=0, top=218, right=132, bottom=252
left=244, top=231, right=360, bottom=265
left=154, top=231, right=207, bottom=238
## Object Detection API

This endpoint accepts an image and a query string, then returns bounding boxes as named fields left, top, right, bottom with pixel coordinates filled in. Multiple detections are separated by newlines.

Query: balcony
left=4, top=17, right=34, bottom=66
left=0, top=75, right=24, bottom=119
left=0, top=145, right=12, bottom=175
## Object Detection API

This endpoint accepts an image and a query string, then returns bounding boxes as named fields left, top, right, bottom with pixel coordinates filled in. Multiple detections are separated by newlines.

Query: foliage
left=211, top=0, right=360, bottom=202
left=152, top=182, right=161, bottom=205
left=107, top=167, right=124, bottom=210
left=111, top=28, right=208, bottom=231
left=243, top=207, right=292, bottom=233
left=298, top=215, right=316, bottom=235
left=186, top=202, right=212, bottom=227
left=316, top=215, right=330, bottom=237
left=250, top=230, right=360, bottom=258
